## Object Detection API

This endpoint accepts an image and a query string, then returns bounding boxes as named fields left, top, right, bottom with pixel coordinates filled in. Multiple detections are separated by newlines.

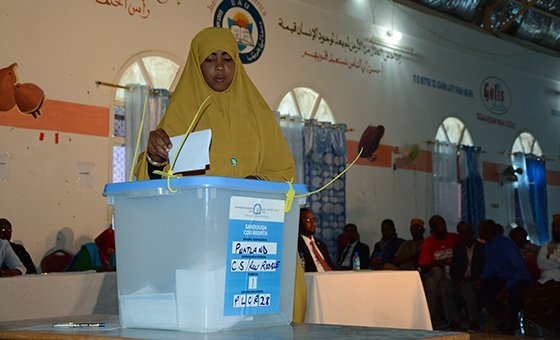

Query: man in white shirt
left=523, top=213, right=560, bottom=335
left=0, top=238, right=26, bottom=277
left=297, top=208, right=334, bottom=272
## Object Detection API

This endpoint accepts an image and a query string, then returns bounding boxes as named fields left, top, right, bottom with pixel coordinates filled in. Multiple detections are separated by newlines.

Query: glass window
left=277, top=87, right=335, bottom=123
left=110, top=53, right=181, bottom=183
left=511, top=131, right=543, bottom=156
left=435, top=117, right=473, bottom=146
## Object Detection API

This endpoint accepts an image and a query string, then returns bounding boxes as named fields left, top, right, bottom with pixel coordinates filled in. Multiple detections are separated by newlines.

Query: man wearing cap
left=523, top=213, right=560, bottom=336
left=390, top=218, right=425, bottom=270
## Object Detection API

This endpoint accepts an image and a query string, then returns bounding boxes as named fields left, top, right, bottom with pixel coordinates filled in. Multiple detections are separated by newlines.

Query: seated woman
left=66, top=228, right=116, bottom=272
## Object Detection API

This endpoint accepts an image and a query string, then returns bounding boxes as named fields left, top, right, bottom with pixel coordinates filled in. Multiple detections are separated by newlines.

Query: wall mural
left=0, top=63, right=45, bottom=119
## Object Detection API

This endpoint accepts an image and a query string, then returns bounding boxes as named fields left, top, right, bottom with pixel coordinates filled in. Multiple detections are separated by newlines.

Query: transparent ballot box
left=103, top=176, right=307, bottom=332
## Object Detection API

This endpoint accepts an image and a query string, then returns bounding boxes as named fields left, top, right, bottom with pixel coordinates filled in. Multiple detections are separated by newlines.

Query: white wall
left=1, top=0, right=559, bottom=265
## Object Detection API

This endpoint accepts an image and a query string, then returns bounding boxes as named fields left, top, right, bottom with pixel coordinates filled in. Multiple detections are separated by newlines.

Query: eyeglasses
left=0, top=228, right=12, bottom=232
left=304, top=217, right=317, bottom=223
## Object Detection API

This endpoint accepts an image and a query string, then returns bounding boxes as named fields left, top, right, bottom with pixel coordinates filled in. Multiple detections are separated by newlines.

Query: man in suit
left=297, top=208, right=334, bottom=272
left=336, top=223, right=370, bottom=270
left=450, top=221, right=485, bottom=331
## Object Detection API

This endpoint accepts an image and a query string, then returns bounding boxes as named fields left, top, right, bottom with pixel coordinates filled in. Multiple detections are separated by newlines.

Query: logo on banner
left=480, top=76, right=511, bottom=115
left=213, top=0, right=266, bottom=64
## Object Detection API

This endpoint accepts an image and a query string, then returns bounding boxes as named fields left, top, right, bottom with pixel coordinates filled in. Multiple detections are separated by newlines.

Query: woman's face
left=201, top=50, right=236, bottom=92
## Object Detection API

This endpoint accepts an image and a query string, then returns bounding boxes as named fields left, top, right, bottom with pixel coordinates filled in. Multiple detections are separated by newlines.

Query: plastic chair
left=40, top=249, right=74, bottom=272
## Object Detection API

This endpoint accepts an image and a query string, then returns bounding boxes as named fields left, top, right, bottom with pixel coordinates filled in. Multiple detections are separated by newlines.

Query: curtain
left=525, top=155, right=549, bottom=244
left=514, top=153, right=549, bottom=245
left=432, top=141, right=460, bottom=229
left=512, top=153, right=549, bottom=244
left=124, top=85, right=170, bottom=180
left=458, top=145, right=486, bottom=236
left=275, top=112, right=304, bottom=183
left=304, top=120, right=347, bottom=260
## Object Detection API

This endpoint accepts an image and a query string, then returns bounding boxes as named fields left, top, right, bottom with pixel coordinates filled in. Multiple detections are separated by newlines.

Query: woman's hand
left=147, top=128, right=172, bottom=163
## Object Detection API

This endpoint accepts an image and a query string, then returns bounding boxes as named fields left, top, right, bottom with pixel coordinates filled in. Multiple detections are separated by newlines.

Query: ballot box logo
left=253, top=203, right=262, bottom=215
left=480, top=76, right=511, bottom=115
left=213, top=0, right=266, bottom=64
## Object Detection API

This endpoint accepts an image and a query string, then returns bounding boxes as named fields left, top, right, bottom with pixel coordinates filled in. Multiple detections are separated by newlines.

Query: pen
left=52, top=322, right=106, bottom=328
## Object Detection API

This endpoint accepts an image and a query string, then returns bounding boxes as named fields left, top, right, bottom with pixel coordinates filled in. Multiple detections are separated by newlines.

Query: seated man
left=66, top=227, right=116, bottom=272
left=390, top=218, right=425, bottom=270
left=336, top=223, right=370, bottom=270
left=418, top=215, right=463, bottom=330
left=509, top=226, right=540, bottom=281
left=0, top=218, right=37, bottom=274
left=523, top=213, right=560, bottom=336
left=297, top=208, right=334, bottom=272
left=478, top=219, right=532, bottom=334
left=369, top=219, right=404, bottom=269
left=450, top=221, right=485, bottom=331
left=0, top=238, right=26, bottom=277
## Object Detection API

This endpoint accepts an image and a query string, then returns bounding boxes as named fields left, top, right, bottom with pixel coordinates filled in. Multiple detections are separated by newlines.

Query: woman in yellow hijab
left=135, top=27, right=295, bottom=182
left=135, top=27, right=306, bottom=323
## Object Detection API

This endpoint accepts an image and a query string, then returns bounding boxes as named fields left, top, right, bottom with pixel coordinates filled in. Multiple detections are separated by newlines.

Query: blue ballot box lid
left=103, top=176, right=308, bottom=197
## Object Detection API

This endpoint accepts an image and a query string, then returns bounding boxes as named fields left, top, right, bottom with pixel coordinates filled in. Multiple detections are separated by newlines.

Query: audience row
left=0, top=218, right=116, bottom=276
left=297, top=209, right=560, bottom=335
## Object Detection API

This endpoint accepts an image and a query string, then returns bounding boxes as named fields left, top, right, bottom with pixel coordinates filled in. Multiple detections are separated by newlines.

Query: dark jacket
left=371, top=236, right=405, bottom=265
left=450, top=240, right=485, bottom=283
left=298, top=235, right=335, bottom=272
left=337, top=241, right=370, bottom=270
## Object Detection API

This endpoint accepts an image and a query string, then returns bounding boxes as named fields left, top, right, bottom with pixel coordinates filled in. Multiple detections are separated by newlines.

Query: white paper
left=168, top=129, right=211, bottom=173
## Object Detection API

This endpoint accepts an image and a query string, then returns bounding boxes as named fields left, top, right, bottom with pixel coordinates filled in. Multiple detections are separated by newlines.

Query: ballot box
left=103, top=176, right=307, bottom=332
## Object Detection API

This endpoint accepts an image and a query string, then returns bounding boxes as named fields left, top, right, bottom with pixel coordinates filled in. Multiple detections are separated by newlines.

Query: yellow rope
left=153, top=95, right=213, bottom=192
left=284, top=147, right=363, bottom=212
left=128, top=95, right=149, bottom=182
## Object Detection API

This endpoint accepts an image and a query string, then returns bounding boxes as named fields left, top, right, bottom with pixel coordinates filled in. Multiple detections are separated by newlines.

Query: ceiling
left=297, top=0, right=560, bottom=57
left=394, top=0, right=560, bottom=57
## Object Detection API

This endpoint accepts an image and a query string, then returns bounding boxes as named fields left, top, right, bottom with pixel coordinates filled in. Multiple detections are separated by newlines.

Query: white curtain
left=432, top=141, right=460, bottom=228
left=275, top=112, right=304, bottom=183
left=124, top=85, right=170, bottom=180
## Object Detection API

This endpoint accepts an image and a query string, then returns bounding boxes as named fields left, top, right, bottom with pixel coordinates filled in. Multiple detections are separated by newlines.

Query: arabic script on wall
left=278, top=17, right=403, bottom=76
left=95, top=0, right=169, bottom=19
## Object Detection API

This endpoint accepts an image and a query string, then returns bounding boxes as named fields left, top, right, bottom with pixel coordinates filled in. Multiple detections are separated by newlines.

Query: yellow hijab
left=134, top=27, right=295, bottom=182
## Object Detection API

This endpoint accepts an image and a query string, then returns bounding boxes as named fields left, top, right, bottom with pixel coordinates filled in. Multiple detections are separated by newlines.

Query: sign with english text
left=480, top=76, right=511, bottom=115
left=224, top=196, right=285, bottom=316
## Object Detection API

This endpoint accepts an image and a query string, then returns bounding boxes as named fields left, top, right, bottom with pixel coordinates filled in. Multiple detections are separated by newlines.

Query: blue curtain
left=124, top=85, right=170, bottom=180
left=525, top=155, right=549, bottom=244
left=304, top=121, right=347, bottom=260
left=459, top=145, right=486, bottom=236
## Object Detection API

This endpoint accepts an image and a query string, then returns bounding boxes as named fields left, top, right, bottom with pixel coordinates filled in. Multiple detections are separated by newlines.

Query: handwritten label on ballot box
left=224, top=196, right=285, bottom=316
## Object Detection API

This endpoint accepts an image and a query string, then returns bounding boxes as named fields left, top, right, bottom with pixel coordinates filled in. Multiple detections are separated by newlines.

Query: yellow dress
left=134, top=27, right=306, bottom=323
left=134, top=27, right=295, bottom=182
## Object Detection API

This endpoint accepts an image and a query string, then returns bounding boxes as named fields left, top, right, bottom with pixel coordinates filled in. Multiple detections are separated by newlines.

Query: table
left=0, top=314, right=468, bottom=340
left=0, top=272, right=118, bottom=322
left=304, top=270, right=432, bottom=330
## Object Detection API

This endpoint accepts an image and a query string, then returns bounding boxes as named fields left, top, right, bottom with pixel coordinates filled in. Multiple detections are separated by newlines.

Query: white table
left=304, top=270, right=432, bottom=330
left=0, top=271, right=118, bottom=322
